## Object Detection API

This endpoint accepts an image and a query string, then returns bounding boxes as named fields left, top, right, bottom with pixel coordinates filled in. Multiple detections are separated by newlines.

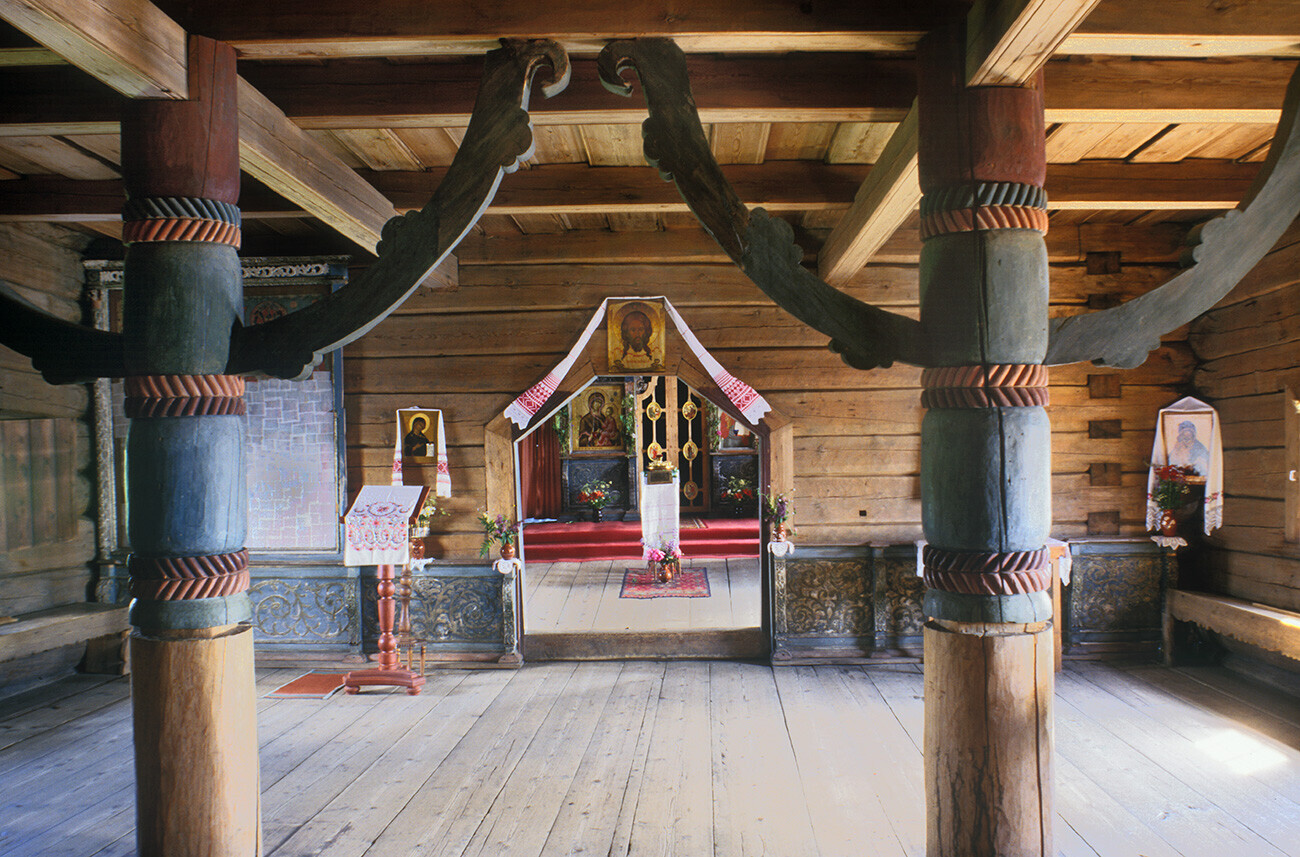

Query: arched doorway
left=484, top=299, right=792, bottom=660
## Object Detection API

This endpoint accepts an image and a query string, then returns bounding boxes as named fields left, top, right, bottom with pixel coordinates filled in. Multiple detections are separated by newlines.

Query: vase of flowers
left=478, top=512, right=520, bottom=559
left=643, top=538, right=683, bottom=583
left=720, top=474, right=756, bottom=516
left=1150, top=463, right=1198, bottom=535
left=762, top=490, right=794, bottom=541
left=577, top=478, right=614, bottom=522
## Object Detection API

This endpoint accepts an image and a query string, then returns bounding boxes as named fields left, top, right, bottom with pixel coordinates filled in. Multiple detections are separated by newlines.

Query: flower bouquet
left=761, top=490, right=794, bottom=540
left=642, top=537, right=683, bottom=583
left=577, top=478, right=614, bottom=521
left=1149, top=463, right=1198, bottom=535
left=478, top=512, right=520, bottom=559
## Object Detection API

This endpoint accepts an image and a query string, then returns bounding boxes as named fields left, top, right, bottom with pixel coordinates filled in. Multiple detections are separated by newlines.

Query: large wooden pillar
left=121, top=36, right=260, bottom=857
left=916, top=25, right=1054, bottom=857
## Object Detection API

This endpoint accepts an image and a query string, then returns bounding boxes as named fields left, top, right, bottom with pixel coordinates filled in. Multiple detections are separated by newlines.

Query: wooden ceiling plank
left=967, top=0, right=1105, bottom=85
left=0, top=0, right=187, bottom=97
left=328, top=128, right=423, bottom=171
left=1074, top=122, right=1168, bottom=160
left=1045, top=123, right=1122, bottom=163
left=765, top=122, right=837, bottom=161
left=825, top=122, right=899, bottom=165
left=392, top=128, right=460, bottom=168
left=61, top=132, right=120, bottom=165
left=578, top=124, right=647, bottom=167
left=820, top=0, right=1104, bottom=283
left=710, top=122, right=770, bottom=165
left=1129, top=123, right=1239, bottom=162
left=529, top=125, right=587, bottom=164
left=606, top=212, right=660, bottom=232
left=0, top=134, right=117, bottom=179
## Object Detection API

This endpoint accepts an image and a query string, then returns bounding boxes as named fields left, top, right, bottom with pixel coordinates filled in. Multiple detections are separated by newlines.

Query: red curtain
left=520, top=421, right=563, bottom=519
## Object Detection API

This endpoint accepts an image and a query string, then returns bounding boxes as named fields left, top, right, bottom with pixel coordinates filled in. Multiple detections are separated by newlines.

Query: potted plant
left=478, top=512, right=520, bottom=560
left=761, top=490, right=794, bottom=541
left=576, top=478, right=614, bottom=522
left=642, top=537, right=683, bottom=583
left=1149, top=463, right=1198, bottom=535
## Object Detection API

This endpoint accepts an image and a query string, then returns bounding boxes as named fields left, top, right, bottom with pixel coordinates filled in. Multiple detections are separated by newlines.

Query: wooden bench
left=0, top=603, right=130, bottom=667
left=1164, top=589, right=1300, bottom=665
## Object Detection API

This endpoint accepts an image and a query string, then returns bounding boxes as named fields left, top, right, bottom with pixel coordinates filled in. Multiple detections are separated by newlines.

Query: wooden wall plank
left=2, top=420, right=34, bottom=550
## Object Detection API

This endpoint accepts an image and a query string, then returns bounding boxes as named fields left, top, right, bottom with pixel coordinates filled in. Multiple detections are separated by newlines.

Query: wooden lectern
left=341, top=485, right=429, bottom=695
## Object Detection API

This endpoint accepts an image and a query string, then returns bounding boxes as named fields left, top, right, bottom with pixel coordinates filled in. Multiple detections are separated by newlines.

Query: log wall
left=0, top=223, right=96, bottom=673
left=1191, top=218, right=1300, bottom=612
left=343, top=223, right=1194, bottom=560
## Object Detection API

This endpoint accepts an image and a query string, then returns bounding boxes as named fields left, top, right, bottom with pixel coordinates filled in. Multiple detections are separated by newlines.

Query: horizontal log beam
left=143, top=0, right=1300, bottom=60
left=0, top=0, right=187, bottom=98
left=0, top=57, right=1292, bottom=138
left=0, top=160, right=1257, bottom=222
left=145, top=1, right=969, bottom=59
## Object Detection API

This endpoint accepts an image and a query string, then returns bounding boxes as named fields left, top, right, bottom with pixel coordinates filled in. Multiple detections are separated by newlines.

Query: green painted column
left=916, top=25, right=1055, bottom=857
left=120, top=35, right=260, bottom=857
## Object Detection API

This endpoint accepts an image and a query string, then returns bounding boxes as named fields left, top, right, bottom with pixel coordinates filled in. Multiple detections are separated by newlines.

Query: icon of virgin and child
left=577, top=390, right=622, bottom=450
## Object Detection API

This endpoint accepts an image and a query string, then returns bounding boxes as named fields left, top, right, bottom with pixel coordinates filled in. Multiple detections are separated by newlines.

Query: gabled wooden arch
left=484, top=301, right=792, bottom=654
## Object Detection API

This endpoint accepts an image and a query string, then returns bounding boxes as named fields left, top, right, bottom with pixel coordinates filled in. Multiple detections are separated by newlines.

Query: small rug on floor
left=620, top=567, right=711, bottom=598
left=267, top=672, right=347, bottom=699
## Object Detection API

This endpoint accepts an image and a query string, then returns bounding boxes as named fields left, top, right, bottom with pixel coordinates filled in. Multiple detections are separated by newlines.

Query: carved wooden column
left=121, top=36, right=260, bottom=857
left=916, top=25, right=1054, bottom=857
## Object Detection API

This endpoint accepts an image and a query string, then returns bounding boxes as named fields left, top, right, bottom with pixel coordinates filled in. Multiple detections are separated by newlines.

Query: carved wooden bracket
left=598, top=37, right=926, bottom=370
left=0, top=39, right=570, bottom=384
left=1046, top=62, right=1300, bottom=368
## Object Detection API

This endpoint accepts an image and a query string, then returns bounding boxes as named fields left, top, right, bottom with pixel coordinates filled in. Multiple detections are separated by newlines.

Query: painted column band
left=921, top=363, right=1049, bottom=408
left=124, top=374, right=247, bottom=417
left=123, top=197, right=241, bottom=247
left=920, top=181, right=1049, bottom=239
left=922, top=545, right=1051, bottom=595
left=130, top=549, right=250, bottom=600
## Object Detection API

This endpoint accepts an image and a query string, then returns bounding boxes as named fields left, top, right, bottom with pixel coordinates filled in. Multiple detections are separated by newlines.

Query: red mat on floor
left=620, top=567, right=711, bottom=598
left=267, top=672, right=346, bottom=699
left=524, top=518, right=759, bottom=562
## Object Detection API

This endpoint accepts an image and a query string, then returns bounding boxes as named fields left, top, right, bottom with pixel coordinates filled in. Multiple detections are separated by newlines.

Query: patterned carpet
left=620, top=567, right=711, bottom=598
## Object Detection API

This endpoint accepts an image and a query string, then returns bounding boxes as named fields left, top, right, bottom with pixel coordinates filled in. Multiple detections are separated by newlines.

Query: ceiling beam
left=0, top=160, right=1259, bottom=221
left=1062, top=0, right=1300, bottom=57
left=967, top=0, right=1104, bottom=85
left=0, top=0, right=401, bottom=257
left=0, top=0, right=187, bottom=97
left=818, top=0, right=1104, bottom=284
left=145, top=0, right=1300, bottom=60
left=151, top=0, right=968, bottom=59
left=1, top=56, right=1292, bottom=138
left=235, top=76, right=396, bottom=254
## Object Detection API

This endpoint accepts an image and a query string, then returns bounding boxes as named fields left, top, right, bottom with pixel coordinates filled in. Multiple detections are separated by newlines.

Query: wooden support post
left=916, top=24, right=1054, bottom=857
left=119, top=35, right=260, bottom=857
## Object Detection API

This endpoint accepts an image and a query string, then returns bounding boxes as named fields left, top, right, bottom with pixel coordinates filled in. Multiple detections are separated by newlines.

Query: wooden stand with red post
left=342, top=485, right=428, bottom=695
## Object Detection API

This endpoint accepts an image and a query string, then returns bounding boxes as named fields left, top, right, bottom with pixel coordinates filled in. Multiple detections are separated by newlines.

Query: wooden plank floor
left=524, top=557, right=761, bottom=634
left=1, top=661, right=1298, bottom=856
